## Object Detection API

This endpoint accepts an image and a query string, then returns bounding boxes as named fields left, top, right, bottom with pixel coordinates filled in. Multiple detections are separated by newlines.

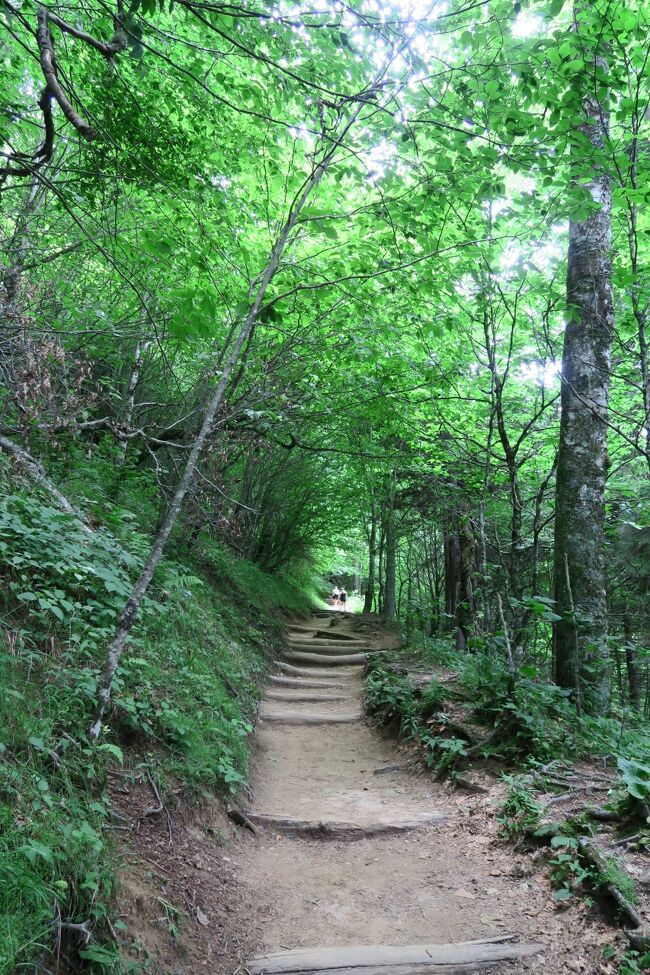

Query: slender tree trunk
left=89, top=103, right=363, bottom=736
left=623, top=608, right=641, bottom=711
left=456, top=515, right=477, bottom=650
left=444, top=531, right=460, bottom=633
left=383, top=507, right=397, bottom=622
left=377, top=525, right=384, bottom=615
left=553, top=10, right=613, bottom=713
left=363, top=505, right=377, bottom=614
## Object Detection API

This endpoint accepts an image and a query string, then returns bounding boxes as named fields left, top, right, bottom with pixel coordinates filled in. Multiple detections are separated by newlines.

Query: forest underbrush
left=365, top=637, right=650, bottom=970
left=0, top=459, right=315, bottom=974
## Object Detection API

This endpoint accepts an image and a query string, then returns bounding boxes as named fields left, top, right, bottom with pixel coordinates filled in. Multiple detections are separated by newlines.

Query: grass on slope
left=0, top=472, right=313, bottom=974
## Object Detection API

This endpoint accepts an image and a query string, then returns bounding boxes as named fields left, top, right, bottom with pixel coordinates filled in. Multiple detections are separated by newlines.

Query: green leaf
left=99, top=743, right=124, bottom=764
left=553, top=888, right=572, bottom=901
left=550, top=835, right=578, bottom=849
left=21, top=841, right=54, bottom=864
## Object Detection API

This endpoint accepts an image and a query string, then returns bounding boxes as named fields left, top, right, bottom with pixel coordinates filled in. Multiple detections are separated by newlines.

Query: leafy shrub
left=0, top=476, right=309, bottom=971
left=498, top=775, right=542, bottom=840
left=365, top=659, right=420, bottom=738
left=617, top=757, right=650, bottom=804
left=420, top=732, right=467, bottom=777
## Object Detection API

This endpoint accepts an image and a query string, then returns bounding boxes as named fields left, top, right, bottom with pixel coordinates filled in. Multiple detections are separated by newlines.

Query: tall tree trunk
left=623, top=608, right=641, bottom=711
left=456, top=515, right=477, bottom=650
left=383, top=507, right=397, bottom=622
left=553, top=10, right=613, bottom=714
left=363, top=505, right=377, bottom=614
left=376, top=524, right=384, bottom=615
left=444, top=531, right=461, bottom=634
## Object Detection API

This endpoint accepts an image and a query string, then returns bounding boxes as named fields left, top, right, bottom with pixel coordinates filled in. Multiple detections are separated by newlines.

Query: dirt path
left=233, top=613, right=618, bottom=974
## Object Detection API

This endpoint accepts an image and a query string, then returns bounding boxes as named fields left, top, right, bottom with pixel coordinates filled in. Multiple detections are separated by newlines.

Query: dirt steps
left=277, top=661, right=363, bottom=678
left=234, top=611, right=608, bottom=974
left=241, top=613, right=548, bottom=975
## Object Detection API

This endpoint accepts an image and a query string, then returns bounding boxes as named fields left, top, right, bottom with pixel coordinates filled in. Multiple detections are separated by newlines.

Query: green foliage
left=0, top=477, right=308, bottom=972
left=420, top=733, right=468, bottom=778
left=617, top=757, right=650, bottom=804
left=365, top=659, right=420, bottom=738
left=616, top=948, right=650, bottom=973
left=498, top=775, right=542, bottom=841
left=547, top=833, right=592, bottom=903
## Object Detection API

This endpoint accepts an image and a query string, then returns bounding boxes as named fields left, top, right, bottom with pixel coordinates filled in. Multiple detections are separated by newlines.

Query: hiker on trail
left=331, top=585, right=340, bottom=608
left=339, top=586, right=347, bottom=610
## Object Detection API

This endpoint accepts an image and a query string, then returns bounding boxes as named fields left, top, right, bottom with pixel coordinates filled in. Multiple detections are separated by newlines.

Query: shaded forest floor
left=110, top=613, right=647, bottom=974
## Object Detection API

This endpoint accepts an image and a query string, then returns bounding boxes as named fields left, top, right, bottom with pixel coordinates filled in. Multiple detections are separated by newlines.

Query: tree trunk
left=89, top=99, right=366, bottom=737
left=383, top=508, right=397, bottom=622
left=444, top=531, right=461, bottom=635
left=553, top=9, right=613, bottom=714
left=623, top=608, right=641, bottom=711
left=363, top=505, right=377, bottom=614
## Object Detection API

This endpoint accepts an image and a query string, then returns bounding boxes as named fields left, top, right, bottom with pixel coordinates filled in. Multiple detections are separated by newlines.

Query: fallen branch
left=0, top=434, right=95, bottom=537
left=578, top=837, right=642, bottom=928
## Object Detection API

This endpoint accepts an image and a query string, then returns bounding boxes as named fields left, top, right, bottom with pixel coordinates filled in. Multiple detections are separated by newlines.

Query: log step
left=287, top=628, right=361, bottom=642
left=244, top=810, right=447, bottom=841
left=283, top=651, right=368, bottom=666
left=269, top=676, right=346, bottom=689
left=286, top=642, right=370, bottom=652
left=259, top=709, right=363, bottom=725
left=247, top=936, right=545, bottom=974
left=277, top=662, right=363, bottom=678
left=264, top=690, right=352, bottom=703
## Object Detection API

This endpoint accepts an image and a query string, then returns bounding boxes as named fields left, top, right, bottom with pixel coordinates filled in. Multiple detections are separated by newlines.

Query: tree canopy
left=2, top=0, right=650, bottom=716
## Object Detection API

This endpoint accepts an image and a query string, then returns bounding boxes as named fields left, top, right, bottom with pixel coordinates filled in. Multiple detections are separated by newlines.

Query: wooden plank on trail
left=259, top=710, right=362, bottom=725
left=269, top=676, right=345, bottom=689
left=244, top=810, right=446, bottom=840
left=286, top=641, right=370, bottom=652
left=277, top=662, right=362, bottom=678
left=313, top=629, right=368, bottom=642
left=247, top=937, right=545, bottom=974
left=264, top=690, right=352, bottom=703
left=283, top=651, right=368, bottom=666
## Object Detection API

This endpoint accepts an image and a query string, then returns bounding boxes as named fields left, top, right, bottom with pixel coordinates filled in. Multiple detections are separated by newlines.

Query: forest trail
left=234, top=613, right=611, bottom=975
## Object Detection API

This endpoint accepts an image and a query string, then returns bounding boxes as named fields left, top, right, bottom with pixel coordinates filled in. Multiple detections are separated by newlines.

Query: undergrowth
left=365, top=641, right=650, bottom=788
left=0, top=469, right=312, bottom=973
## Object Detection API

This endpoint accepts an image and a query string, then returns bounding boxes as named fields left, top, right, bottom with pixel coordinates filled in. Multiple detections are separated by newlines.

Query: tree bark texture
left=553, top=16, right=613, bottom=713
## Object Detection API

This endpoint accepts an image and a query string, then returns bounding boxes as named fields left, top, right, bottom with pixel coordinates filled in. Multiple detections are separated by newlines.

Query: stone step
left=243, top=809, right=447, bottom=842
left=286, top=639, right=369, bottom=649
left=287, top=628, right=364, bottom=643
left=286, top=646, right=370, bottom=657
